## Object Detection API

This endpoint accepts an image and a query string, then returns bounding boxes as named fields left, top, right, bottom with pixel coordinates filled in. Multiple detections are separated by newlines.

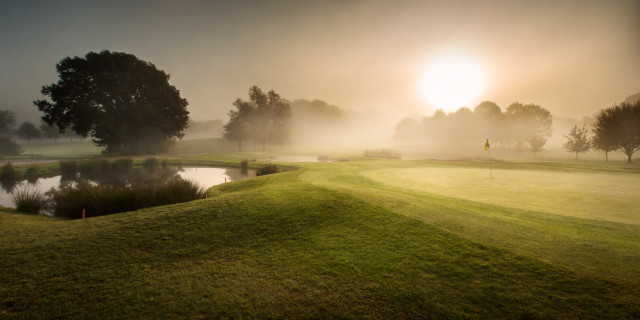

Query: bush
left=364, top=149, right=401, bottom=159
left=257, top=165, right=279, bottom=176
left=49, top=178, right=205, bottom=219
left=24, top=166, right=39, bottom=184
left=12, top=188, right=48, bottom=214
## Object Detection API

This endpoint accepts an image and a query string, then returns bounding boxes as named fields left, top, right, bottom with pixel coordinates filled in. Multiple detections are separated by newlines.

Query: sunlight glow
left=419, top=55, right=487, bottom=113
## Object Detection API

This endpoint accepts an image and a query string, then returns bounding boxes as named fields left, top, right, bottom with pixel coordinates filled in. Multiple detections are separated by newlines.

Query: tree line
left=394, top=101, right=553, bottom=157
left=563, top=100, right=640, bottom=163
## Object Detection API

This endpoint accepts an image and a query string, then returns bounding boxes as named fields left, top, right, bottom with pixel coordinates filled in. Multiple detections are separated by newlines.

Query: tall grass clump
left=59, top=160, right=78, bottom=180
left=12, top=188, right=48, bottom=214
left=257, top=165, right=279, bottom=176
left=24, top=166, right=39, bottom=184
left=49, top=178, right=205, bottom=219
left=364, top=149, right=401, bottom=159
left=0, top=162, right=20, bottom=181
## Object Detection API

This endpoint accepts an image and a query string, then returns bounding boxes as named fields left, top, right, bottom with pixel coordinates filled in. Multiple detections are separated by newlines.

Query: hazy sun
left=419, top=55, right=487, bottom=113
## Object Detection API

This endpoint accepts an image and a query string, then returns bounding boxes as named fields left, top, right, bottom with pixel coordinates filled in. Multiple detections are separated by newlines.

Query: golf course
left=1, top=152, right=639, bottom=319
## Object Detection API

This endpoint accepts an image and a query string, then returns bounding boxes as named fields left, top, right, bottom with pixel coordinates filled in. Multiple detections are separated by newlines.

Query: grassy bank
left=1, top=158, right=639, bottom=318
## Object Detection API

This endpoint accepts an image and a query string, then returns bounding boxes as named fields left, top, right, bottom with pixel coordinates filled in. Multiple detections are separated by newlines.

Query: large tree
left=563, top=124, right=590, bottom=159
left=34, top=50, right=189, bottom=154
left=592, top=101, right=640, bottom=163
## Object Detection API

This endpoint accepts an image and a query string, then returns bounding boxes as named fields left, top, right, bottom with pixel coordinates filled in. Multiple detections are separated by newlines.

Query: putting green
left=363, top=166, right=640, bottom=225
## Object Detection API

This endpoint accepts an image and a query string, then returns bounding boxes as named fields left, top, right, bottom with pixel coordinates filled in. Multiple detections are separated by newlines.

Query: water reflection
left=0, top=166, right=256, bottom=209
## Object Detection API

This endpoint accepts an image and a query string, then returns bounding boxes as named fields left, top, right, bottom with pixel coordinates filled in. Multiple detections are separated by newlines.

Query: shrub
left=12, top=188, right=48, bottom=214
left=364, top=149, right=401, bottom=159
left=49, top=178, right=205, bottom=219
left=257, top=165, right=279, bottom=176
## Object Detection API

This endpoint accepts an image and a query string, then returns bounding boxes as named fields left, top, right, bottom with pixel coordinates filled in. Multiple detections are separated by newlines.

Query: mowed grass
left=1, top=158, right=640, bottom=319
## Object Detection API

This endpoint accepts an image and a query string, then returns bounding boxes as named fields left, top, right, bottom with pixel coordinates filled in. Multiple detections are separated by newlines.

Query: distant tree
left=0, top=137, right=22, bottom=156
left=0, top=110, right=16, bottom=137
left=17, top=121, right=40, bottom=145
left=473, top=101, right=502, bottom=120
left=591, top=109, right=618, bottom=161
left=394, top=117, right=421, bottom=142
left=592, top=101, right=640, bottom=163
left=39, top=121, right=60, bottom=143
left=527, top=135, right=547, bottom=158
left=505, top=102, right=552, bottom=154
left=223, top=86, right=291, bottom=151
left=563, top=124, right=591, bottom=159
left=34, top=50, right=189, bottom=154
left=223, top=98, right=254, bottom=151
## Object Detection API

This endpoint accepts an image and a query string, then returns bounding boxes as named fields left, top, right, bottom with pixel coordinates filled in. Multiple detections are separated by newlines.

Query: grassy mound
left=1, top=159, right=639, bottom=319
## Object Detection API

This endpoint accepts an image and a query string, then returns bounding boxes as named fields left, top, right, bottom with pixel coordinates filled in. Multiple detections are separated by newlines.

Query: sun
left=418, top=54, right=487, bottom=113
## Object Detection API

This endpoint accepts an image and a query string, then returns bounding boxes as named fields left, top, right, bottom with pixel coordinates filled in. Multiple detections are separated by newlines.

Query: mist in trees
left=563, top=125, right=591, bottom=159
left=223, top=86, right=291, bottom=151
left=394, top=101, right=553, bottom=155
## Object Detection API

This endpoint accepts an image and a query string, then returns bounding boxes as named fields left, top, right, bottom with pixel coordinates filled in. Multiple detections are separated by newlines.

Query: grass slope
left=1, top=159, right=639, bottom=319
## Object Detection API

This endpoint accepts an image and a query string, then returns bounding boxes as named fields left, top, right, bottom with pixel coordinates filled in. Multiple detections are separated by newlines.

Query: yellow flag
left=484, top=139, right=490, bottom=150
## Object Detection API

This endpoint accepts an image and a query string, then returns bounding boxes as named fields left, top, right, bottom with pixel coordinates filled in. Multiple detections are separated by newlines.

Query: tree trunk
left=628, top=153, right=632, bottom=163
left=605, top=151, right=608, bottom=162
left=575, top=152, right=578, bottom=160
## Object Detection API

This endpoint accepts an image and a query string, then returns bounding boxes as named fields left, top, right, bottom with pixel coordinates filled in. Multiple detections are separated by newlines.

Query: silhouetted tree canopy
left=563, top=124, right=591, bottom=159
left=592, top=101, right=640, bottom=163
left=34, top=50, right=189, bottom=154
left=17, top=121, right=40, bottom=144
left=223, top=86, right=291, bottom=151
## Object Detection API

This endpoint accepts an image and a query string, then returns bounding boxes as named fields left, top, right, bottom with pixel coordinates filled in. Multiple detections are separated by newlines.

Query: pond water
left=0, top=167, right=255, bottom=209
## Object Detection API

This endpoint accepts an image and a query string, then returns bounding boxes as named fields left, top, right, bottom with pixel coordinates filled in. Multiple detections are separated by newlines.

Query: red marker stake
left=205, top=193, right=208, bottom=199
left=82, top=208, right=85, bottom=220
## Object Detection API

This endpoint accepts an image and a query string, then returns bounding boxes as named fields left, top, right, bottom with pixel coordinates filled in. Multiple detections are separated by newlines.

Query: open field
left=1, top=157, right=639, bottom=318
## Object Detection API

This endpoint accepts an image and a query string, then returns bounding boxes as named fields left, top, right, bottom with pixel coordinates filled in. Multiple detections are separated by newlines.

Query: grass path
left=1, top=158, right=639, bottom=319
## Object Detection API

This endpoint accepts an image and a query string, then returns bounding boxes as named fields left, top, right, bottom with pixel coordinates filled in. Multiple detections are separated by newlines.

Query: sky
left=1, top=0, right=639, bottom=124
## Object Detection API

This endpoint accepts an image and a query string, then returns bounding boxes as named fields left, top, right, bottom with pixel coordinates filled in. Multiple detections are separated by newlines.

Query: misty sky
left=1, top=0, right=639, bottom=124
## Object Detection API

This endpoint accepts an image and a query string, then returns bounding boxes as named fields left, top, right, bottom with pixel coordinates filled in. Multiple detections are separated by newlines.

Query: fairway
left=363, top=166, right=640, bottom=224
left=2, top=157, right=640, bottom=319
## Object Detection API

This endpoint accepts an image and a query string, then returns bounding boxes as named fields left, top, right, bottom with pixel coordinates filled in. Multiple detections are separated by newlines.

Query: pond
left=0, top=166, right=255, bottom=209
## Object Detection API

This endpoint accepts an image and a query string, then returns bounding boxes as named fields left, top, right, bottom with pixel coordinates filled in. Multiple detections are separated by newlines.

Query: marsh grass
left=12, top=187, right=48, bottom=214
left=0, top=162, right=20, bottom=181
left=50, top=178, right=205, bottom=219
left=24, top=166, right=39, bottom=184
